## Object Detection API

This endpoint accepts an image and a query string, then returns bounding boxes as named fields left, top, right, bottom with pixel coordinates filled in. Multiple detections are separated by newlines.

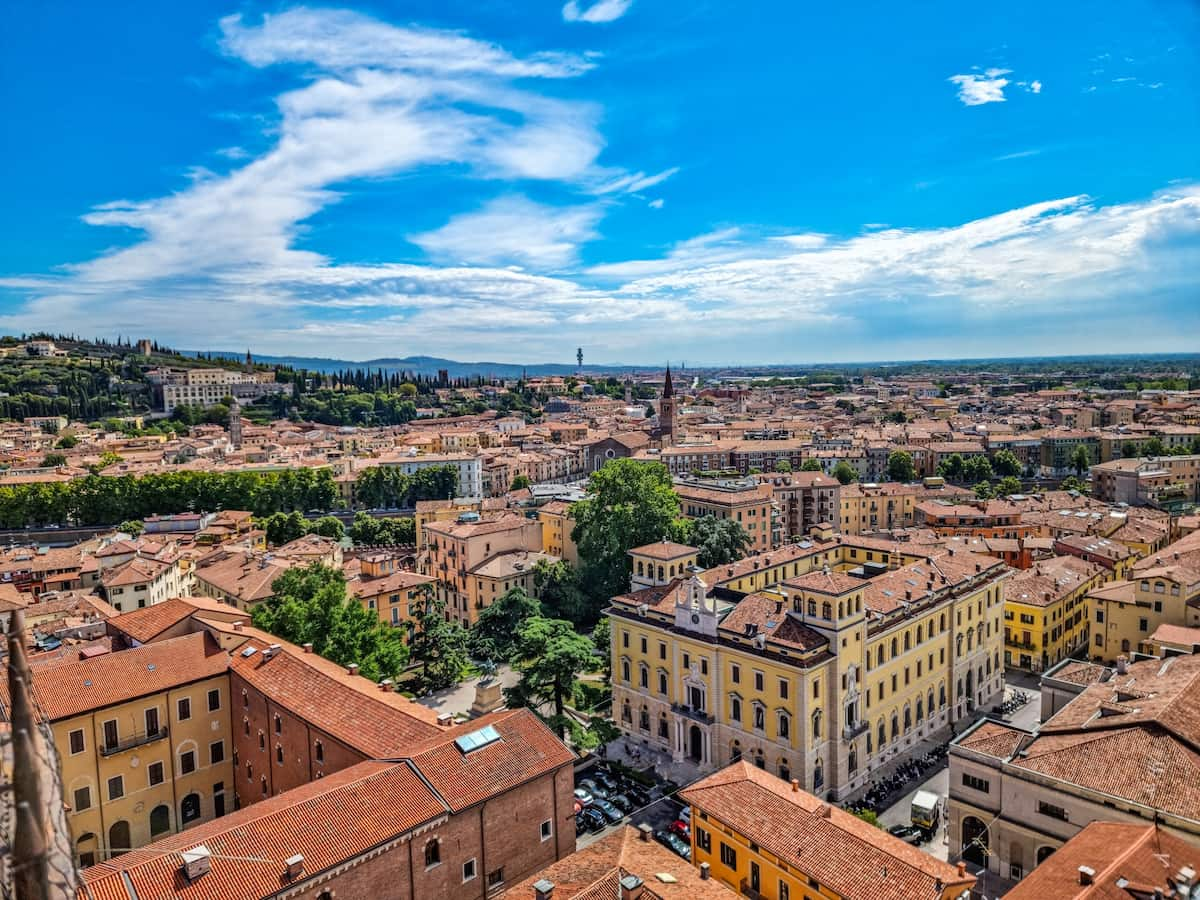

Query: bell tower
left=659, top=365, right=677, bottom=446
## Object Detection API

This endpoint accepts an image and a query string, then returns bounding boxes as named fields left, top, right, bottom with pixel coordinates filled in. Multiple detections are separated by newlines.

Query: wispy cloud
left=410, top=196, right=603, bottom=268
left=562, top=0, right=633, bottom=24
left=949, top=68, right=1042, bottom=106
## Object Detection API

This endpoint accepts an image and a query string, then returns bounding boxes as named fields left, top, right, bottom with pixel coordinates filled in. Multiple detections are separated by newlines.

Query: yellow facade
left=58, top=674, right=233, bottom=866
left=537, top=505, right=579, bottom=566
left=1003, top=564, right=1104, bottom=672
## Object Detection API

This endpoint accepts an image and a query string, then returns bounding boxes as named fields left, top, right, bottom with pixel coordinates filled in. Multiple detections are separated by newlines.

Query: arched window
left=243, top=717, right=250, bottom=736
left=730, top=740, right=742, bottom=763
left=822, top=601, right=832, bottom=620
left=639, top=706, right=650, bottom=731
left=916, top=624, right=923, bottom=643
left=261, top=776, right=268, bottom=797
left=108, top=820, right=130, bottom=859
left=258, top=731, right=265, bottom=750
left=657, top=565, right=664, bottom=581
left=1036, top=846, right=1056, bottom=864
left=877, top=720, right=886, bottom=748
left=1121, top=638, right=1131, bottom=653
left=811, top=709, right=822, bottom=741
left=848, top=744, right=858, bottom=775
left=621, top=658, right=631, bottom=682
left=637, top=560, right=644, bottom=576
left=866, top=730, right=873, bottom=754
left=753, top=704, right=765, bottom=731
left=891, top=713, right=899, bottom=741
left=275, top=744, right=284, bottom=764
left=639, top=664, right=648, bottom=689
left=903, top=706, right=912, bottom=731
left=838, top=601, right=844, bottom=618
left=891, top=637, right=898, bottom=657
left=658, top=713, right=669, bottom=739
left=916, top=698, right=924, bottom=722
left=779, top=761, right=790, bottom=782
left=808, top=599, right=817, bottom=616
left=621, top=700, right=632, bottom=723
left=753, top=749, right=765, bottom=769
left=730, top=695, right=742, bottom=722
left=939, top=684, right=947, bottom=707
left=180, top=793, right=201, bottom=825
left=877, top=646, right=884, bottom=666
left=927, top=689, right=935, bottom=717
left=778, top=711, right=790, bottom=739
left=813, top=758, right=824, bottom=791
left=904, top=632, right=911, bottom=652
left=658, top=671, right=667, bottom=694
left=149, top=804, right=170, bottom=839
left=425, top=838, right=441, bottom=867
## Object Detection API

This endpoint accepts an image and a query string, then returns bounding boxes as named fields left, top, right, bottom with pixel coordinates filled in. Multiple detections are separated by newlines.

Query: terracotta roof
left=680, top=762, right=972, bottom=900
left=629, top=541, right=698, bottom=561
left=783, top=569, right=862, bottom=596
left=107, top=598, right=198, bottom=642
left=1005, top=821, right=1200, bottom=900
left=504, top=825, right=735, bottom=899
left=82, top=760, right=446, bottom=900
left=0, top=632, right=228, bottom=721
left=1151, top=623, right=1200, bottom=647
left=954, top=719, right=1027, bottom=759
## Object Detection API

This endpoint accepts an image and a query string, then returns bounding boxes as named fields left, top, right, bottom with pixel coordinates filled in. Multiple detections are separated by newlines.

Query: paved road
left=877, top=764, right=951, bottom=861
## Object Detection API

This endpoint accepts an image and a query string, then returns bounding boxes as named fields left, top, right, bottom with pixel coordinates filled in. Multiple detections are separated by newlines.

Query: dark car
left=608, top=793, right=635, bottom=814
left=593, top=799, right=623, bottom=824
left=579, top=779, right=609, bottom=800
left=656, top=831, right=691, bottom=860
left=625, top=787, right=652, bottom=808
left=580, top=808, right=607, bottom=832
left=575, top=814, right=588, bottom=836
left=888, top=825, right=926, bottom=845
left=592, top=770, right=618, bottom=791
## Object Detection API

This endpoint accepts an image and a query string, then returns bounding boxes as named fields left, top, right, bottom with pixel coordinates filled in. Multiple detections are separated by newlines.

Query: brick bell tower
left=658, top=365, right=677, bottom=447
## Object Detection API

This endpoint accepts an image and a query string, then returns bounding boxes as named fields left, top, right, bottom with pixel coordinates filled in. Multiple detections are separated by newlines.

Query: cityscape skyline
left=2, top=1, right=1198, bottom=363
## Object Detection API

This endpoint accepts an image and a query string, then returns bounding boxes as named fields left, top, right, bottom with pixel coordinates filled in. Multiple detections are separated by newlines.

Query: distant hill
left=188, top=352, right=647, bottom=379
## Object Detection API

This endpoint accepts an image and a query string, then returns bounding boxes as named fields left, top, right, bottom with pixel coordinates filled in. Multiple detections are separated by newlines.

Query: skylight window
left=455, top=724, right=501, bottom=754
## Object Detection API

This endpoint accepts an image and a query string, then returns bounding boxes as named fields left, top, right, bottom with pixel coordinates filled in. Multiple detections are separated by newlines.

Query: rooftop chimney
left=347, top=663, right=359, bottom=676
left=699, top=862, right=711, bottom=880
left=437, top=712, right=454, bottom=727
left=302, top=642, right=313, bottom=653
left=957, top=862, right=967, bottom=878
left=619, top=875, right=644, bottom=900
left=1117, top=655, right=1128, bottom=675
left=1079, top=865, right=1096, bottom=886
left=379, top=679, right=393, bottom=691
left=533, top=878, right=555, bottom=900
left=638, top=823, right=653, bottom=842
left=233, top=621, right=243, bottom=632
left=791, top=778, right=800, bottom=793
left=818, top=803, right=832, bottom=819
left=284, top=853, right=304, bottom=881
left=181, top=846, right=212, bottom=882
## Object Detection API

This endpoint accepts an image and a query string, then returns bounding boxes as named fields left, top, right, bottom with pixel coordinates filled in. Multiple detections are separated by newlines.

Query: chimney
left=638, top=823, right=653, bottom=842
left=268, top=643, right=281, bottom=656
left=791, top=778, right=800, bottom=793
left=233, top=621, right=244, bottom=632
left=818, top=803, right=832, bottom=819
left=699, top=862, right=711, bottom=880
left=437, top=712, right=454, bottom=727
left=619, top=875, right=644, bottom=900
left=347, top=663, right=359, bottom=676
left=284, top=853, right=304, bottom=881
left=1117, top=655, right=1128, bottom=675
left=957, top=862, right=967, bottom=878
left=533, top=878, right=555, bottom=900
left=379, top=679, right=393, bottom=691
left=181, top=845, right=212, bottom=882
left=1078, top=865, right=1096, bottom=886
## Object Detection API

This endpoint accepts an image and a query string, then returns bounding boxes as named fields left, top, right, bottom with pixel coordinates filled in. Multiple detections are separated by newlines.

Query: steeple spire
left=663, top=364, right=674, bottom=398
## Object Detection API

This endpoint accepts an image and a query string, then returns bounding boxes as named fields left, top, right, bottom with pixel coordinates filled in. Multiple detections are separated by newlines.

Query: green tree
left=591, top=616, right=611, bottom=678
left=39, top=452, right=67, bottom=468
left=1069, top=445, right=1092, bottom=476
left=995, top=476, right=1023, bottom=496
left=963, top=455, right=994, bottom=484
left=505, top=616, right=597, bottom=739
left=261, top=510, right=308, bottom=546
left=468, top=586, right=540, bottom=663
left=937, top=453, right=965, bottom=482
left=1121, top=441, right=1140, bottom=459
left=1143, top=437, right=1166, bottom=457
left=832, top=461, right=858, bottom=485
left=885, top=451, right=916, bottom=483
left=533, top=558, right=589, bottom=625
left=773, top=459, right=792, bottom=473
left=407, top=589, right=470, bottom=691
left=883, top=410, right=907, bottom=424
left=571, top=459, right=681, bottom=616
left=509, top=474, right=532, bottom=491
left=800, top=459, right=823, bottom=472
left=118, top=519, right=144, bottom=536
left=55, top=434, right=79, bottom=449
left=1060, top=475, right=1089, bottom=493
left=991, top=449, right=1022, bottom=478
left=974, top=481, right=994, bottom=500
left=307, top=515, right=345, bottom=540
left=251, top=564, right=408, bottom=682
left=349, top=511, right=415, bottom=545
left=687, top=515, right=752, bottom=568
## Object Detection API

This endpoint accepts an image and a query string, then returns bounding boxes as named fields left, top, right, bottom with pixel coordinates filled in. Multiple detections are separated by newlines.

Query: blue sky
left=1, top=0, right=1198, bottom=364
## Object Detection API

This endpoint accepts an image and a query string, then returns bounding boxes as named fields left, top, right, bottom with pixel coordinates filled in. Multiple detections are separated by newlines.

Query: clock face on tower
left=691, top=613, right=700, bottom=624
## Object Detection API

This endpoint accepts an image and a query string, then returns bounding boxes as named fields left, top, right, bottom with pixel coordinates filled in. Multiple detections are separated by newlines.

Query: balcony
left=671, top=702, right=713, bottom=725
left=739, top=880, right=764, bottom=900
left=100, top=727, right=169, bottom=757
left=843, top=720, right=869, bottom=740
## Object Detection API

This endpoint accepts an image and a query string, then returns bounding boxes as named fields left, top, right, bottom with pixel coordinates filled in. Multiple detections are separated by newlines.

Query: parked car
left=668, top=819, right=690, bottom=840
left=575, top=814, right=588, bottom=836
left=573, top=787, right=594, bottom=807
left=580, top=808, right=607, bottom=832
left=593, top=799, right=623, bottom=824
left=625, top=787, right=652, bottom=808
left=592, top=770, right=618, bottom=791
left=679, top=806, right=691, bottom=823
left=608, top=793, right=635, bottom=814
left=887, top=825, right=926, bottom=846
left=657, top=831, right=691, bottom=860
left=579, top=779, right=609, bottom=800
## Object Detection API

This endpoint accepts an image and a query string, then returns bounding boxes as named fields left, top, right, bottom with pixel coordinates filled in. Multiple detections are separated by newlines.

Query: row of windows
left=71, top=743, right=224, bottom=812
left=69, top=690, right=221, bottom=755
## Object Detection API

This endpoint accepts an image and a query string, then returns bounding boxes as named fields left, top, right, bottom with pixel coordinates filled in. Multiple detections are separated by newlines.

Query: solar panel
left=454, top=724, right=502, bottom=754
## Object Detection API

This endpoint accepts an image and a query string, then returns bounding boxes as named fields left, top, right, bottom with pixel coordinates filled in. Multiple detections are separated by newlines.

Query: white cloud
left=562, top=0, right=633, bottom=24
left=410, top=196, right=603, bottom=268
left=949, top=72, right=1010, bottom=105
left=648, top=198, right=664, bottom=209
left=1029, top=80, right=1042, bottom=93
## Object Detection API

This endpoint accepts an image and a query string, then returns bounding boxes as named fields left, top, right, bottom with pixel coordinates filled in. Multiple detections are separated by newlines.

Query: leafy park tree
left=261, top=510, right=308, bottom=546
left=348, top=511, right=414, bottom=545
left=307, top=515, right=345, bottom=541
left=251, top=564, right=408, bottom=682
left=1069, top=445, right=1092, bottom=476
left=1121, top=440, right=1140, bottom=459
left=773, top=459, right=792, bottom=473
left=885, top=450, right=916, bottom=483
left=1060, top=475, right=1089, bottom=493
left=800, top=459, right=823, bottom=472
left=468, top=586, right=540, bottom=663
left=118, top=519, right=144, bottom=536
left=684, top=515, right=752, bottom=568
left=591, top=616, right=611, bottom=678
left=1143, top=437, right=1166, bottom=457
left=974, top=482, right=994, bottom=500
left=406, top=589, right=470, bottom=691
left=532, top=558, right=589, bottom=625
left=39, top=452, right=67, bottom=468
left=55, top=434, right=78, bottom=449
left=995, top=476, right=1023, bottom=496
left=505, top=616, right=598, bottom=739
left=991, top=449, right=1022, bottom=478
left=832, top=461, right=858, bottom=485
left=509, top=474, right=532, bottom=491
left=962, top=455, right=994, bottom=485
left=571, top=459, right=681, bottom=615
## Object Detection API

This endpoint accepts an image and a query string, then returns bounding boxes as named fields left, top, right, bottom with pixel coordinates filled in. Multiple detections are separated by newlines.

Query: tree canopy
left=677, top=515, right=752, bottom=568
left=885, top=450, right=916, bottom=483
left=832, top=461, right=858, bottom=485
left=505, top=616, right=598, bottom=739
left=468, top=586, right=540, bottom=663
left=406, top=590, right=470, bottom=691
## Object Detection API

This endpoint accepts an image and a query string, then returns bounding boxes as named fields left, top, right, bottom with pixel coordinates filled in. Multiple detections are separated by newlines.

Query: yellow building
left=22, top=633, right=233, bottom=866
left=1002, top=555, right=1105, bottom=672
left=681, top=761, right=975, bottom=900
left=610, top=537, right=1007, bottom=799
left=1087, top=529, right=1200, bottom=662
left=537, top=499, right=579, bottom=566
left=346, top=552, right=435, bottom=629
left=838, top=481, right=973, bottom=535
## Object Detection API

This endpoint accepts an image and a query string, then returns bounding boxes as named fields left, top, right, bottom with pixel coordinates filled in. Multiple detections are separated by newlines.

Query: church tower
left=229, top=401, right=243, bottom=451
left=658, top=365, right=677, bottom=446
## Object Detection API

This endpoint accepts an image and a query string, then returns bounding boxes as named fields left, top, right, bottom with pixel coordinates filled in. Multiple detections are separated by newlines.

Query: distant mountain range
left=187, top=352, right=647, bottom=379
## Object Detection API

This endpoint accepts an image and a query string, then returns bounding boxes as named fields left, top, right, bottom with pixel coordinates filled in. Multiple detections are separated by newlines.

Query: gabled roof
left=107, top=598, right=197, bottom=642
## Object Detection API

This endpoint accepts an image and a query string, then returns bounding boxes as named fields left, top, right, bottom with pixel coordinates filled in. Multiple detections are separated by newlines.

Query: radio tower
left=576, top=347, right=583, bottom=374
